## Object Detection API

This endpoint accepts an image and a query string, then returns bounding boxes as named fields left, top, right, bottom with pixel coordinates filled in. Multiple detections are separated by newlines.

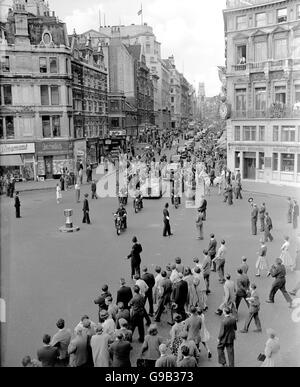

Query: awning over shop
left=0, top=155, right=23, bottom=166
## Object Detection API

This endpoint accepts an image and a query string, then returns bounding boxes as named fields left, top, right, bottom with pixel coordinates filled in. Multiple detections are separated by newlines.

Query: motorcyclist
left=119, top=186, right=128, bottom=205
left=134, top=188, right=143, bottom=209
left=115, top=203, right=127, bottom=229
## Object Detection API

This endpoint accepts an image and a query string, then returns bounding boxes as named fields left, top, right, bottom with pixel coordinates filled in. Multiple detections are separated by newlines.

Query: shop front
left=36, top=140, right=74, bottom=180
left=0, top=143, right=36, bottom=180
left=86, top=139, right=99, bottom=167
left=74, top=140, right=87, bottom=172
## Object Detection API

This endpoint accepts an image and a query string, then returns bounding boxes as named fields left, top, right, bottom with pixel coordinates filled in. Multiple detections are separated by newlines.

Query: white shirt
left=135, top=279, right=148, bottom=297
left=170, top=269, right=180, bottom=284
left=216, top=245, right=227, bottom=260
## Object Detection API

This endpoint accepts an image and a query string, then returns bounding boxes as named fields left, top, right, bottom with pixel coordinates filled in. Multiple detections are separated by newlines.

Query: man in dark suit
left=94, top=284, right=112, bottom=322
left=208, top=234, right=217, bottom=272
left=68, top=327, right=88, bottom=368
left=264, top=212, right=274, bottom=242
left=82, top=193, right=91, bottom=224
left=199, top=196, right=207, bottom=221
left=217, top=307, right=237, bottom=367
left=14, top=191, right=21, bottom=218
left=235, top=268, right=250, bottom=313
left=163, top=203, right=172, bottom=237
left=127, top=236, right=142, bottom=279
left=172, top=273, right=188, bottom=321
left=129, top=285, right=146, bottom=343
left=142, top=267, right=155, bottom=316
left=266, top=258, right=293, bottom=308
left=251, top=204, right=258, bottom=235
left=109, top=334, right=132, bottom=367
left=116, top=278, right=133, bottom=310
left=154, top=271, right=172, bottom=323
left=37, top=334, right=59, bottom=367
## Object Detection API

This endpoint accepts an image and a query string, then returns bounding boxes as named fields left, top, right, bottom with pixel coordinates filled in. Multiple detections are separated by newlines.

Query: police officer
left=14, top=191, right=21, bottom=218
left=251, top=204, right=259, bottom=236
left=163, top=203, right=172, bottom=237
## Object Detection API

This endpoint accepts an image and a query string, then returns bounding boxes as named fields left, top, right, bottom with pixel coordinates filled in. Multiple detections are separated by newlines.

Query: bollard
left=59, top=209, right=80, bottom=233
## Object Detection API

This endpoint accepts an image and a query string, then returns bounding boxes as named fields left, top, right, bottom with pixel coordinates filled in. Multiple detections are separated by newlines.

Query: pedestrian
left=100, top=310, right=116, bottom=337
left=60, top=174, right=65, bottom=191
left=215, top=274, right=237, bottom=317
left=116, top=278, right=133, bottom=310
left=75, top=182, right=80, bottom=203
left=251, top=204, right=258, bottom=235
left=259, top=203, right=266, bottom=232
left=256, top=239, right=270, bottom=277
left=14, top=191, right=21, bottom=218
left=175, top=257, right=185, bottom=275
left=140, top=324, right=164, bottom=367
left=261, top=329, right=281, bottom=367
left=264, top=212, right=274, bottom=242
left=266, top=258, right=293, bottom=308
left=153, top=266, right=163, bottom=306
left=235, top=180, right=242, bottom=200
left=235, top=268, right=250, bottom=312
left=280, top=236, right=294, bottom=271
left=163, top=203, right=172, bottom=237
left=217, top=307, right=237, bottom=368
left=289, top=239, right=300, bottom=296
left=115, top=302, right=130, bottom=329
left=169, top=315, right=185, bottom=356
left=21, top=356, right=41, bottom=367
left=292, top=200, right=299, bottom=229
left=115, top=318, right=133, bottom=342
left=176, top=331, right=200, bottom=365
left=171, top=273, right=188, bottom=321
left=236, top=169, right=241, bottom=184
left=287, top=197, right=293, bottom=224
left=94, top=285, right=112, bottom=321
left=185, top=306, right=202, bottom=348
left=78, top=164, right=83, bottom=185
left=240, top=283, right=262, bottom=334
left=177, top=345, right=198, bottom=367
left=50, top=318, right=72, bottom=367
left=82, top=194, right=91, bottom=224
left=109, top=333, right=132, bottom=367
left=198, top=195, right=207, bottom=221
left=207, top=234, right=217, bottom=272
left=227, top=184, right=233, bottom=205
left=129, top=285, right=146, bottom=343
left=91, top=180, right=97, bottom=199
left=195, top=208, right=204, bottom=240
left=10, top=177, right=15, bottom=198
left=56, top=184, right=62, bottom=204
left=214, top=239, right=227, bottom=284
left=240, top=257, right=249, bottom=274
left=37, top=334, right=59, bottom=367
left=90, top=324, right=111, bottom=367
left=154, top=271, right=172, bottom=323
left=202, top=250, right=211, bottom=294
left=198, top=308, right=212, bottom=358
left=155, top=344, right=177, bottom=367
left=142, top=267, right=155, bottom=317
left=68, top=327, right=88, bottom=368
left=127, top=236, right=142, bottom=279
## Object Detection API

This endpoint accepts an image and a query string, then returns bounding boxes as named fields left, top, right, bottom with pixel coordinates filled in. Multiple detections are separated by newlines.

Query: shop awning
left=0, top=155, right=23, bottom=166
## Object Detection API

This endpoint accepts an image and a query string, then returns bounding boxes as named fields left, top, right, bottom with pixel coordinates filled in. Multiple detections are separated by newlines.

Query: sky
left=0, top=0, right=227, bottom=96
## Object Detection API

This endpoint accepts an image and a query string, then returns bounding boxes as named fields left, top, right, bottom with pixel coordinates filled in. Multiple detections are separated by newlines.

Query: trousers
left=217, top=342, right=235, bottom=367
left=269, top=278, right=292, bottom=304
left=82, top=211, right=91, bottom=224
left=244, top=308, right=261, bottom=331
left=163, top=220, right=172, bottom=236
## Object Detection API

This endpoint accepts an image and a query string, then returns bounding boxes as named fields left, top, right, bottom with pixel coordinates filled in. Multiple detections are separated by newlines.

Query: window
left=39, top=57, right=47, bottom=73
left=277, top=8, right=287, bottom=23
left=273, top=126, right=279, bottom=141
left=234, top=126, right=241, bottom=141
left=281, top=153, right=294, bottom=172
left=1, top=56, right=10, bottom=72
left=3, top=85, right=12, bottom=105
left=237, top=45, right=247, bottom=64
left=297, top=5, right=300, bottom=20
left=235, top=88, right=246, bottom=117
left=275, top=86, right=286, bottom=104
left=255, top=12, right=266, bottom=27
left=274, top=38, right=287, bottom=59
left=272, top=153, right=278, bottom=171
left=293, top=37, right=300, bottom=58
left=5, top=117, right=14, bottom=138
left=0, top=118, right=3, bottom=138
left=49, top=57, right=58, bottom=73
left=42, top=116, right=51, bottom=137
left=255, top=88, right=266, bottom=112
left=259, top=153, right=265, bottom=170
left=146, top=44, right=151, bottom=54
left=111, top=118, right=120, bottom=128
left=254, top=41, right=267, bottom=62
left=281, top=126, right=296, bottom=142
left=243, top=126, right=256, bottom=141
left=259, top=126, right=265, bottom=141
left=237, top=15, right=247, bottom=30
left=235, top=152, right=240, bottom=169
left=295, top=85, right=300, bottom=104
left=40, top=85, right=49, bottom=105
left=51, top=86, right=59, bottom=105
left=52, top=116, right=61, bottom=137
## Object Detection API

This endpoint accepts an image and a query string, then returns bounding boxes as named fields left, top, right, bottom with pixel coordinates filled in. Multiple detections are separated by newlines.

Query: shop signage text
left=36, top=141, right=73, bottom=155
left=0, top=143, right=35, bottom=155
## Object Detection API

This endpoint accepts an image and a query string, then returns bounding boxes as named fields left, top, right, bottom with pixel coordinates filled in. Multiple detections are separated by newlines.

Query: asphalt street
left=1, top=171, right=300, bottom=367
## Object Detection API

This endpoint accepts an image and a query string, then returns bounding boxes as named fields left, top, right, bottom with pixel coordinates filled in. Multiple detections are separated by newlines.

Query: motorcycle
left=118, top=195, right=128, bottom=206
left=174, top=195, right=180, bottom=209
left=114, top=213, right=126, bottom=236
left=133, top=196, right=143, bottom=213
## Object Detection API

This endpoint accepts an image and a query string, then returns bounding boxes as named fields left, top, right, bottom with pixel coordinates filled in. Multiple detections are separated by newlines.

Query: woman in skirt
left=280, top=236, right=294, bottom=271
left=256, top=239, right=269, bottom=277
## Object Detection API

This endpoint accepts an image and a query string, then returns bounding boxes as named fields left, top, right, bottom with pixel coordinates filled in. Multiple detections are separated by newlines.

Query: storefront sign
left=36, top=141, right=73, bottom=155
left=109, top=130, right=126, bottom=137
left=0, top=143, right=35, bottom=155
left=77, top=150, right=85, bottom=157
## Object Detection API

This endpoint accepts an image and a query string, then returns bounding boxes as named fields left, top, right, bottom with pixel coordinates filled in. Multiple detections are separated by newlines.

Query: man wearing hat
left=127, top=236, right=142, bottom=279
left=14, top=191, right=21, bottom=218
left=171, top=273, right=188, bottom=321
left=251, top=204, right=258, bottom=235
left=266, top=258, right=293, bottom=308
left=82, top=193, right=91, bottom=224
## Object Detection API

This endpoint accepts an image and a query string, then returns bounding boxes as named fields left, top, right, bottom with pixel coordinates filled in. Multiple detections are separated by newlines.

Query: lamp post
left=59, top=209, right=80, bottom=233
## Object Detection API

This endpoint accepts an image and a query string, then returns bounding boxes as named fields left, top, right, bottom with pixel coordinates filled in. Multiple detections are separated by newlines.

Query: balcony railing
left=231, top=106, right=300, bottom=119
left=230, top=58, right=299, bottom=73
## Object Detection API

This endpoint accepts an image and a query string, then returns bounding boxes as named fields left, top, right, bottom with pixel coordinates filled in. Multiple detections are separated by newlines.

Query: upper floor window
left=243, top=126, right=256, bottom=141
left=277, top=8, right=287, bottom=23
left=5, top=116, right=14, bottom=139
left=259, top=126, right=265, bottom=142
left=295, top=85, right=300, bottom=104
left=255, top=87, right=267, bottom=111
left=293, top=36, right=300, bottom=58
left=275, top=85, right=286, bottom=104
left=234, top=126, right=241, bottom=141
left=1, top=56, right=10, bottom=72
left=40, top=85, right=60, bottom=105
left=255, top=12, right=266, bottom=27
left=273, top=126, right=279, bottom=141
left=2, top=85, right=12, bottom=105
left=146, top=44, right=151, bottom=54
left=42, top=116, right=61, bottom=138
left=281, top=126, right=296, bottom=142
left=237, top=45, right=247, bottom=64
left=39, top=57, right=47, bottom=73
left=235, top=88, right=246, bottom=116
left=49, top=57, right=58, bottom=73
left=274, top=38, right=287, bottom=59
left=236, top=15, right=247, bottom=30
left=254, top=41, right=267, bottom=62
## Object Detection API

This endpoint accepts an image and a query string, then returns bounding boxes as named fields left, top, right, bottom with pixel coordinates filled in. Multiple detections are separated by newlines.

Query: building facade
left=164, top=56, right=182, bottom=131
left=0, top=1, right=73, bottom=180
left=224, top=0, right=300, bottom=186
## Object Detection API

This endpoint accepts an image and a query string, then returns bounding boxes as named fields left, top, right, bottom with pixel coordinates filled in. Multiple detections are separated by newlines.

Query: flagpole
left=141, top=3, right=143, bottom=25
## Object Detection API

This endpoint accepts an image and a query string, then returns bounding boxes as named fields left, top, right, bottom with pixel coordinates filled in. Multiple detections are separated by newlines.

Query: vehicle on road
left=114, top=213, right=126, bottom=236
left=133, top=196, right=143, bottom=213
left=140, top=176, right=162, bottom=199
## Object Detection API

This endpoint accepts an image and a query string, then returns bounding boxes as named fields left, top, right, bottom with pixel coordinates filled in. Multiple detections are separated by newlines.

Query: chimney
left=52, top=11, right=55, bottom=17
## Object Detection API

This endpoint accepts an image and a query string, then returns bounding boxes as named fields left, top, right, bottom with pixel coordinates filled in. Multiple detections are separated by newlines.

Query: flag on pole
left=138, top=8, right=142, bottom=16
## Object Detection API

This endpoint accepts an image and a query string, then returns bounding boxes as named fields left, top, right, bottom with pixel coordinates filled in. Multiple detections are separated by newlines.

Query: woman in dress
left=183, top=267, right=195, bottom=311
left=169, top=315, right=185, bottom=357
left=56, top=183, right=62, bottom=204
left=90, top=324, right=111, bottom=367
left=256, top=239, right=269, bottom=277
left=261, top=329, right=281, bottom=367
left=280, top=236, right=294, bottom=271
left=198, top=308, right=212, bottom=359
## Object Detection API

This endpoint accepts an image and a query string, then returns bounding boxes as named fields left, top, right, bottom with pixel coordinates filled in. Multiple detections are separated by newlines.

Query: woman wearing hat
left=261, top=329, right=281, bottom=367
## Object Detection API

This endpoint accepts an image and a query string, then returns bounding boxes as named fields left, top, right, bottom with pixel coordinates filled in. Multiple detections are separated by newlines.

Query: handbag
left=257, top=353, right=266, bottom=362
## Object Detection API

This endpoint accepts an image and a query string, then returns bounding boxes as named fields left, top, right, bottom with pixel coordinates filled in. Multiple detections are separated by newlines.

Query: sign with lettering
left=0, top=143, right=35, bottom=155
left=109, top=130, right=126, bottom=137
left=36, top=141, right=73, bottom=155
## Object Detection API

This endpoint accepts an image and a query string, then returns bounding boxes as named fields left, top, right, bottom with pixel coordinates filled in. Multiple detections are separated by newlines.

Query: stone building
left=223, top=0, right=300, bottom=186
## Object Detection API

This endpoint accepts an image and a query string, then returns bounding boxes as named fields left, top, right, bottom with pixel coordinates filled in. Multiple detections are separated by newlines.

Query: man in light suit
left=50, top=318, right=71, bottom=366
left=217, top=307, right=237, bottom=367
left=68, top=327, right=88, bottom=367
left=215, top=274, right=236, bottom=317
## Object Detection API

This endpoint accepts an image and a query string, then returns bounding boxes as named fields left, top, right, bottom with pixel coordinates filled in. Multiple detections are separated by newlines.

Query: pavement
left=1, top=170, right=300, bottom=367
